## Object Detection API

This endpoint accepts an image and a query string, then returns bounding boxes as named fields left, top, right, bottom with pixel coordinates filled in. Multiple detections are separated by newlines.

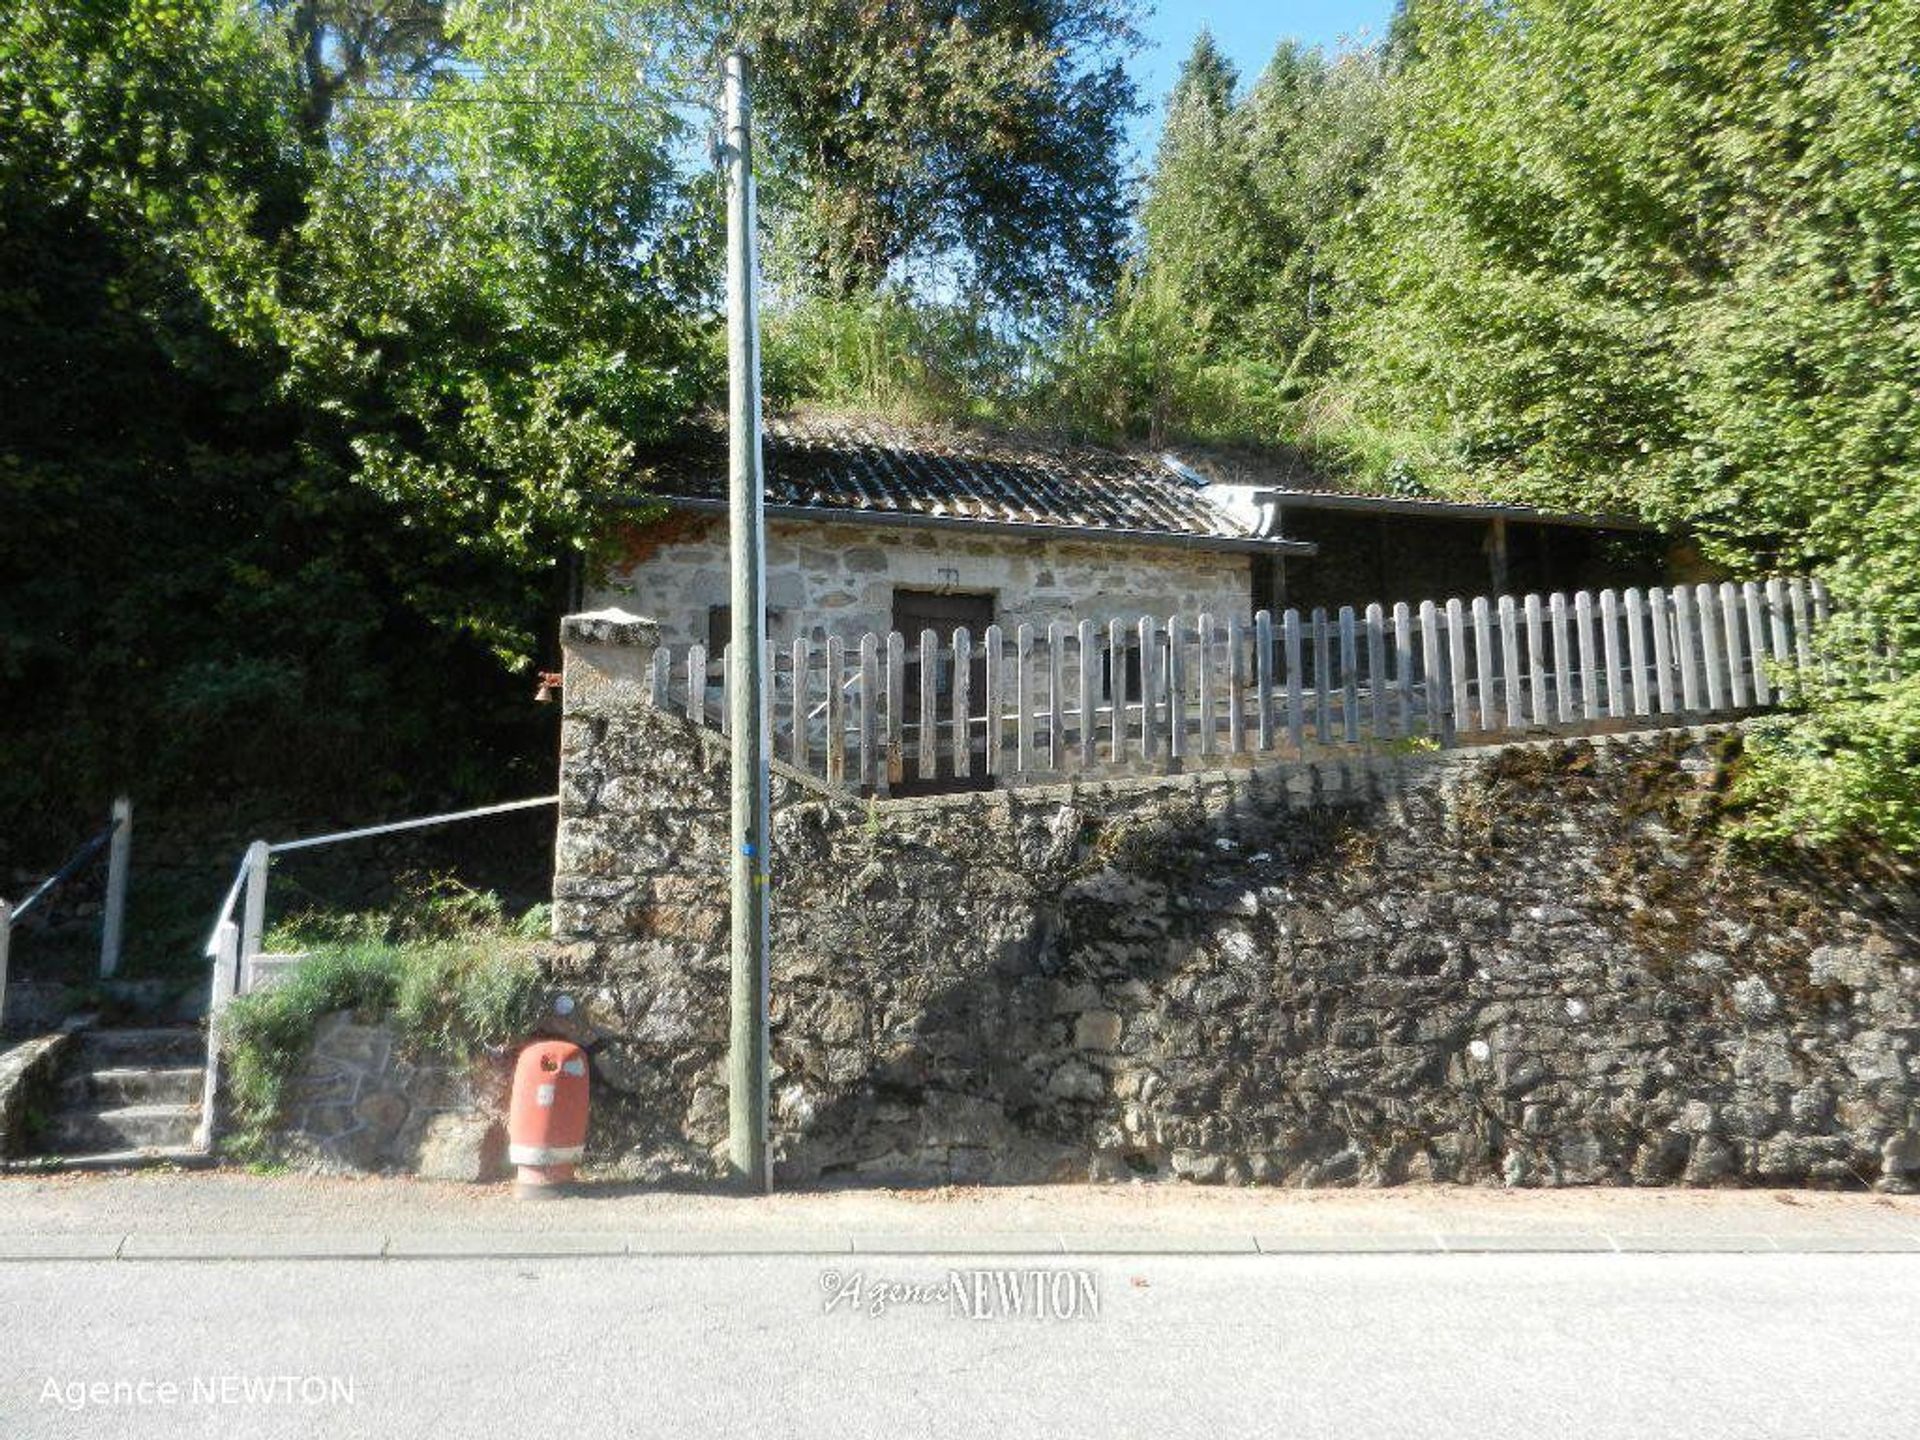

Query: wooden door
left=893, top=589, right=994, bottom=794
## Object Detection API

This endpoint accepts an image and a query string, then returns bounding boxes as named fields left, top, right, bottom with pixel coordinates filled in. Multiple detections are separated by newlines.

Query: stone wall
left=549, top=616, right=1920, bottom=1190
left=272, top=1013, right=511, bottom=1181
left=592, top=514, right=1254, bottom=653
left=0, top=1033, right=72, bottom=1158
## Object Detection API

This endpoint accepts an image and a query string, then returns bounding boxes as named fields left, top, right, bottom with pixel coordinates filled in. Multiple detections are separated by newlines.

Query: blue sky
left=1127, top=1, right=1396, bottom=162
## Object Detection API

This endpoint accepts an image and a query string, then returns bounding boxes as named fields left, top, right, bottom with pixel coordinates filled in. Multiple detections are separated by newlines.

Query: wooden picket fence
left=649, top=578, right=1838, bottom=794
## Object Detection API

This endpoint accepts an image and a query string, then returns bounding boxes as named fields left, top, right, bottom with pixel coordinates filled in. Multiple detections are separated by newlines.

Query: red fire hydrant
left=508, top=1040, right=590, bottom=1199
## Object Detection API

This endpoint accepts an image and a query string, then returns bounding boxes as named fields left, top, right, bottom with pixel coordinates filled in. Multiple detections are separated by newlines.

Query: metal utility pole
left=723, top=50, right=772, bottom=1193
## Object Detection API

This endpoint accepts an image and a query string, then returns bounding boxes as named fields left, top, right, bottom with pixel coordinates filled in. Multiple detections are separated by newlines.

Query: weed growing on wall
left=220, top=881, right=546, bottom=1161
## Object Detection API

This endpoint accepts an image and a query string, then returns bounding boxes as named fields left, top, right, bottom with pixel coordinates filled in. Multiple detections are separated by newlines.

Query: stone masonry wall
left=549, top=615, right=1920, bottom=1189
left=272, top=1013, right=511, bottom=1181
left=592, top=514, right=1254, bottom=653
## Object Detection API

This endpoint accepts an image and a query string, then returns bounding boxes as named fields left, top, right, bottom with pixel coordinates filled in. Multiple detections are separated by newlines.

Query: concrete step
left=1, top=1144, right=215, bottom=1174
left=62, top=1066, right=205, bottom=1107
left=77, top=1027, right=205, bottom=1068
left=46, top=1103, right=201, bottom=1154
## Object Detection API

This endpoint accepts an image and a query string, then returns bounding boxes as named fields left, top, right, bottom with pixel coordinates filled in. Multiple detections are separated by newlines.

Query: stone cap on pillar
left=559, top=608, right=661, bottom=717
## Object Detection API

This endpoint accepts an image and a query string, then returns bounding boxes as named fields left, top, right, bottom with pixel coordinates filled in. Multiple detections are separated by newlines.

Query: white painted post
left=790, top=637, right=811, bottom=773
left=1648, top=587, right=1677, bottom=714
left=1524, top=594, right=1548, bottom=727
left=685, top=643, right=707, bottom=725
left=1110, top=617, right=1132, bottom=763
left=1498, top=595, right=1522, bottom=729
left=719, top=642, right=732, bottom=736
left=1550, top=592, right=1573, bottom=723
left=1392, top=602, right=1415, bottom=737
left=0, top=899, right=11, bottom=1035
left=1721, top=582, right=1749, bottom=709
left=100, top=796, right=131, bottom=978
left=1312, top=608, right=1333, bottom=742
left=1788, top=579, right=1814, bottom=683
left=951, top=626, right=973, bottom=779
left=195, top=919, right=240, bottom=1152
left=1139, top=616, right=1161, bottom=761
left=239, top=840, right=270, bottom=992
left=1696, top=584, right=1727, bottom=711
left=1255, top=611, right=1276, bottom=752
left=1674, top=585, right=1702, bottom=711
left=1575, top=592, right=1600, bottom=721
left=1046, top=621, right=1066, bottom=771
left=918, top=629, right=938, bottom=781
left=1368, top=603, right=1391, bottom=739
left=1765, top=577, right=1792, bottom=678
left=1341, top=605, right=1362, bottom=744
left=649, top=648, right=671, bottom=709
left=1444, top=599, right=1469, bottom=736
left=1471, top=597, right=1495, bottom=732
left=1225, top=613, right=1246, bottom=756
left=1015, top=624, right=1035, bottom=774
left=1599, top=589, right=1626, bottom=719
left=1286, top=608, right=1308, bottom=749
left=983, top=624, right=1004, bottom=779
left=857, top=633, right=879, bottom=790
left=825, top=636, right=846, bottom=782
left=1077, top=617, right=1099, bottom=770
left=1195, top=612, right=1216, bottom=759
left=1625, top=587, right=1651, bottom=715
left=885, top=631, right=905, bottom=787
left=1419, top=600, right=1445, bottom=741
left=1743, top=582, right=1771, bottom=706
left=1166, top=614, right=1187, bottom=761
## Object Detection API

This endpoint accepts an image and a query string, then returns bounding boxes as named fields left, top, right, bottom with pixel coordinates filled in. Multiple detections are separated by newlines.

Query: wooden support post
left=723, top=50, right=771, bottom=1191
left=1078, top=618, right=1099, bottom=770
left=952, top=627, right=974, bottom=779
left=885, top=631, right=905, bottom=787
left=100, top=796, right=131, bottom=978
left=983, top=624, right=1004, bottom=780
left=918, top=629, right=938, bottom=780
left=1487, top=517, right=1510, bottom=597
left=1340, top=606, right=1361, bottom=744
left=1225, top=614, right=1246, bottom=757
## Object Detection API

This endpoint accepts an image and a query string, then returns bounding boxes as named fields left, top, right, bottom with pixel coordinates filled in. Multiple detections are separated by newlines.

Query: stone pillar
left=553, top=609, right=661, bottom=944
left=559, top=607, right=661, bottom=720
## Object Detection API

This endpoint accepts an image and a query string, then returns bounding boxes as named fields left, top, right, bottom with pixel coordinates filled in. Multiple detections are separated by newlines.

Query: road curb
left=3, top=1231, right=1918, bottom=1261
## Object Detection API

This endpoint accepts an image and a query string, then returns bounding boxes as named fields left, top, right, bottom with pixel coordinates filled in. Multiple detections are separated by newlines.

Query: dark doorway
left=893, top=589, right=995, bottom=795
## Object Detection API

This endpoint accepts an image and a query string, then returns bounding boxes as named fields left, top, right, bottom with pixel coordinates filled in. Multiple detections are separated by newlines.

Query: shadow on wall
left=549, top=703, right=1920, bottom=1193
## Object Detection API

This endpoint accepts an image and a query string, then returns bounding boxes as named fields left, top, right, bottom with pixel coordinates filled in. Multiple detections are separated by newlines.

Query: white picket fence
left=650, top=578, right=1837, bottom=793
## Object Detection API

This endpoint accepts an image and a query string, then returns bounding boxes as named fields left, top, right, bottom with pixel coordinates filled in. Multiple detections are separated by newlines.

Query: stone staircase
left=37, top=1028, right=213, bottom=1169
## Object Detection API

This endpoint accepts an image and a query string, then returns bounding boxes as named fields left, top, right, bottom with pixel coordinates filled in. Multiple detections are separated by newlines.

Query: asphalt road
left=8, top=1252, right=1917, bottom=1439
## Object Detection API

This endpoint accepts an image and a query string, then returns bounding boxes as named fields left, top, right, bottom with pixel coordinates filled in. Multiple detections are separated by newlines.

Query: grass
left=220, top=879, right=547, bottom=1162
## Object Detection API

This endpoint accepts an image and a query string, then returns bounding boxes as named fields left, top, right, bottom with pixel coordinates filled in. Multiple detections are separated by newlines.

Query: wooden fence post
left=99, top=796, right=131, bottom=978
left=1078, top=618, right=1100, bottom=769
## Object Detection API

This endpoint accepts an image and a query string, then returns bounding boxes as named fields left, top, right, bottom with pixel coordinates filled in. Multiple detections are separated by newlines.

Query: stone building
left=588, top=411, right=1664, bottom=653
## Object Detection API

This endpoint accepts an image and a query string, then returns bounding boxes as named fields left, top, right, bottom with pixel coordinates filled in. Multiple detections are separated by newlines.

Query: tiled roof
left=636, top=413, right=1259, bottom=542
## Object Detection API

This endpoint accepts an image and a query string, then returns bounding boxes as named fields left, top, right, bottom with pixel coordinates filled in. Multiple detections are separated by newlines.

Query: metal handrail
left=202, top=793, right=559, bottom=959
left=10, top=816, right=121, bottom=922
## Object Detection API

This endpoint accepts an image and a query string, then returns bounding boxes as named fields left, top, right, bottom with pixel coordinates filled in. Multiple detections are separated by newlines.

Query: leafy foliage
left=223, top=880, right=546, bottom=1160
left=736, top=0, right=1140, bottom=312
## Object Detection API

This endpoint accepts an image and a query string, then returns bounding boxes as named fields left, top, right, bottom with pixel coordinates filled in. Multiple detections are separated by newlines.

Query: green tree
left=735, top=0, right=1140, bottom=312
